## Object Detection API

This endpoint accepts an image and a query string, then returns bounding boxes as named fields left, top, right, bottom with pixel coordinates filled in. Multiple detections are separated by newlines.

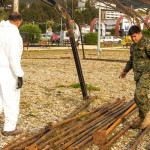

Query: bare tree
left=94, top=0, right=150, bottom=30
left=0, top=0, right=5, bottom=6
left=139, top=0, right=150, bottom=6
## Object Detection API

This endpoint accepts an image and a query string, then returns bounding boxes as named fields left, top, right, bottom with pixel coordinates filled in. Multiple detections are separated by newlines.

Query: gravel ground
left=0, top=49, right=150, bottom=149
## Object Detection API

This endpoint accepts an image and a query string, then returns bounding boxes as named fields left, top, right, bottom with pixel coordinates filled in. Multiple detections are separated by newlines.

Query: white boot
left=140, top=111, right=150, bottom=129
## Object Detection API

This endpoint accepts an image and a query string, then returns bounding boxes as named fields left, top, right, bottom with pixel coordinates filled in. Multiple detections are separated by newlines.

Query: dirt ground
left=0, top=49, right=150, bottom=149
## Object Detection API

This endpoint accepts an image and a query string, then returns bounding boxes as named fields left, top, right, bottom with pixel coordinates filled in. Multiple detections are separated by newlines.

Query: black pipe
left=41, top=0, right=88, bottom=99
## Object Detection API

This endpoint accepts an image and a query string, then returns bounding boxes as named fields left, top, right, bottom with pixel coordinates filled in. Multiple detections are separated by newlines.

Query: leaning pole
left=41, top=0, right=88, bottom=99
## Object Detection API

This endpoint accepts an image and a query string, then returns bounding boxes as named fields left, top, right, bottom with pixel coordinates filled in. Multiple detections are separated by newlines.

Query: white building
left=105, top=11, right=124, bottom=19
left=78, top=0, right=123, bottom=20
left=78, top=0, right=87, bottom=10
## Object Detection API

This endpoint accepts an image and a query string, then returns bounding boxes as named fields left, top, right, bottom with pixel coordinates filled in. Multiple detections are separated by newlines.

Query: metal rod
left=38, top=100, right=124, bottom=149
left=32, top=127, right=58, bottom=146
left=33, top=102, right=113, bottom=148
left=3, top=133, right=28, bottom=149
left=17, top=138, right=37, bottom=150
left=92, top=101, right=136, bottom=145
left=3, top=99, right=128, bottom=150
left=69, top=117, right=119, bottom=149
left=66, top=22, right=88, bottom=99
left=106, top=103, right=136, bottom=134
left=99, top=117, right=140, bottom=150
left=51, top=100, right=119, bottom=128
left=130, top=125, right=150, bottom=150
left=3, top=129, right=49, bottom=150
left=41, top=0, right=88, bottom=99
left=57, top=103, right=126, bottom=149
left=84, top=58, right=128, bottom=63
left=47, top=115, right=120, bottom=150
left=65, top=96, right=97, bottom=119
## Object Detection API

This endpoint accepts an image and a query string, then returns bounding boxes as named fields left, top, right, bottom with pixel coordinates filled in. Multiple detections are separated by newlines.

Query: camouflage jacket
left=123, top=36, right=150, bottom=81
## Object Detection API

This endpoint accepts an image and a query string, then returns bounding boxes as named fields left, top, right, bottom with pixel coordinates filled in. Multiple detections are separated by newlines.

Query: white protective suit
left=0, top=20, right=24, bottom=131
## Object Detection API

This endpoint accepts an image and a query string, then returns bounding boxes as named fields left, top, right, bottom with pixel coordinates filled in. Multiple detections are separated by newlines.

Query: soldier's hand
left=119, top=71, right=127, bottom=78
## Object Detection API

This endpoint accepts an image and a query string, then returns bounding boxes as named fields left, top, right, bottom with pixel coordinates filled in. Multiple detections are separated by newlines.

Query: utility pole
left=61, top=17, right=62, bottom=31
left=13, top=0, right=19, bottom=12
left=97, top=6, right=101, bottom=55
left=72, top=0, right=73, bottom=18
left=46, top=22, right=47, bottom=35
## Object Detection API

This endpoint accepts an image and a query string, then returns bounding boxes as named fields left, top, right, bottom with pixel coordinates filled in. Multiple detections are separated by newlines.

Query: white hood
left=0, top=20, right=16, bottom=28
left=0, top=20, right=24, bottom=77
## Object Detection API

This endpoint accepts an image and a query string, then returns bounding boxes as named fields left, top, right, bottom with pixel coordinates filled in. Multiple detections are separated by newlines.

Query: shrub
left=83, top=32, right=98, bottom=45
left=142, top=28, right=150, bottom=39
left=110, top=28, right=115, bottom=36
left=19, top=24, right=41, bottom=43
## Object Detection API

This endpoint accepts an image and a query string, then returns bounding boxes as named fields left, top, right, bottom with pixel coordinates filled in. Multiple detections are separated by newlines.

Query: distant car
left=41, top=34, right=52, bottom=39
left=100, top=36, right=122, bottom=43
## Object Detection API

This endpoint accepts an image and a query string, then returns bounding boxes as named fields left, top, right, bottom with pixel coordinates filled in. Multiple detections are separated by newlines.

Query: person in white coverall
left=0, top=12, right=24, bottom=136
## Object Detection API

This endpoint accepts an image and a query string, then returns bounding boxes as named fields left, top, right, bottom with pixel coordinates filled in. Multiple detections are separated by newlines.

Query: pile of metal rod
left=3, top=98, right=147, bottom=150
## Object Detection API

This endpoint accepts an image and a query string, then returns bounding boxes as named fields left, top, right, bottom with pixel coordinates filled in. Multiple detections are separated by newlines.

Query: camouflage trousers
left=135, top=74, right=150, bottom=119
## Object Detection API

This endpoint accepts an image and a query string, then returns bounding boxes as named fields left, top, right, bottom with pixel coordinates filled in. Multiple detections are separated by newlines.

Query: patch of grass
left=70, top=83, right=100, bottom=91
left=78, top=117, right=86, bottom=120
left=44, top=103, right=51, bottom=106
left=103, top=99, right=111, bottom=103
left=56, top=85, right=66, bottom=88
left=98, top=57, right=102, bottom=59
left=26, top=113, right=36, bottom=117
left=86, top=84, right=100, bottom=91
left=70, top=83, right=81, bottom=88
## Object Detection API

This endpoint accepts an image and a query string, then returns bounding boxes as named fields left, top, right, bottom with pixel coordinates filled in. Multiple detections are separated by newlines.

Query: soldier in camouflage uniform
left=120, top=25, right=150, bottom=129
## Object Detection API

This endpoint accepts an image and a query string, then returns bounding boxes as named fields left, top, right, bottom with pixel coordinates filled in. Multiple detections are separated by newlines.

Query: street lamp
left=97, top=5, right=101, bottom=55
left=46, top=21, right=52, bottom=35
left=46, top=22, right=47, bottom=35
left=61, top=17, right=63, bottom=31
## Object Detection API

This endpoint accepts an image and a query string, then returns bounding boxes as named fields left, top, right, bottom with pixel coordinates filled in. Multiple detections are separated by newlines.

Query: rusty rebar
left=15, top=137, right=38, bottom=150
left=35, top=103, right=111, bottom=148
left=99, top=117, right=140, bottom=150
left=3, top=133, right=28, bottom=149
left=47, top=116, right=119, bottom=150
left=54, top=102, right=125, bottom=148
left=62, top=98, right=124, bottom=133
left=31, top=127, right=59, bottom=146
left=130, top=125, right=150, bottom=150
left=93, top=101, right=136, bottom=145
left=122, top=107, right=138, bottom=122
left=65, top=96, right=97, bottom=119
left=36, top=99, right=124, bottom=149
left=52, top=98, right=124, bottom=128
left=106, top=103, right=136, bottom=134
left=52, top=98, right=126, bottom=129
left=68, top=117, right=120, bottom=150
left=61, top=112, right=123, bottom=150
left=3, top=98, right=127, bottom=150
left=56, top=104, right=127, bottom=149
left=3, top=129, right=48, bottom=150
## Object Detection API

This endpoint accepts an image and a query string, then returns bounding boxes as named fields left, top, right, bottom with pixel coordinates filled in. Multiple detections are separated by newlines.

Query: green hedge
left=83, top=32, right=98, bottom=45
left=19, top=24, right=41, bottom=43
left=142, top=28, right=150, bottom=39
